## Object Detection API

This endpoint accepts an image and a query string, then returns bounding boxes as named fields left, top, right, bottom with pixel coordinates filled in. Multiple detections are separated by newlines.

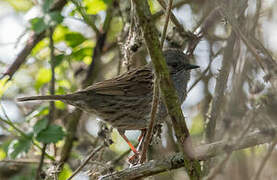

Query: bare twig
left=218, top=7, right=267, bottom=71
left=205, top=110, right=256, bottom=179
left=70, top=0, right=100, bottom=36
left=157, top=0, right=188, bottom=38
left=140, top=78, right=160, bottom=163
left=205, top=32, right=235, bottom=142
left=100, top=127, right=277, bottom=180
left=160, top=0, right=173, bottom=47
left=67, top=144, right=105, bottom=180
left=253, top=138, right=277, bottom=180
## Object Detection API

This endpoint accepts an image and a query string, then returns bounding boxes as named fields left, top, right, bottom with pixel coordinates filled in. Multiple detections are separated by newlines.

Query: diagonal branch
left=133, top=0, right=201, bottom=179
left=99, top=127, right=277, bottom=180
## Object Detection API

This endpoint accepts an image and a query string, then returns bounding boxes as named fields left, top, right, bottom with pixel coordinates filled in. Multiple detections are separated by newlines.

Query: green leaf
left=4, top=0, right=33, bottom=12
left=71, top=47, right=92, bottom=61
left=43, top=0, right=54, bottom=12
left=58, top=164, right=72, bottom=180
left=32, top=39, right=48, bottom=55
left=65, top=33, right=86, bottom=48
left=0, top=148, right=6, bottom=160
left=9, top=135, right=33, bottom=159
left=53, top=54, right=64, bottom=66
left=84, top=0, right=107, bottom=14
left=33, top=118, right=49, bottom=135
left=36, top=125, right=65, bottom=143
left=30, top=17, right=48, bottom=34
left=49, top=11, right=64, bottom=24
left=0, top=76, right=12, bottom=98
left=190, top=114, right=204, bottom=136
left=35, top=68, right=51, bottom=91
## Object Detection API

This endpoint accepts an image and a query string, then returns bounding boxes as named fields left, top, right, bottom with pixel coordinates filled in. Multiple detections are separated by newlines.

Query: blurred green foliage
left=3, top=0, right=33, bottom=11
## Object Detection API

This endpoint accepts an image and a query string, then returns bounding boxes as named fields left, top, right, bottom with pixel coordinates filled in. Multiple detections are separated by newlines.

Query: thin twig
left=157, top=0, right=188, bottom=37
left=67, top=144, right=105, bottom=180
left=139, top=0, right=173, bottom=164
left=205, top=110, right=255, bottom=179
left=218, top=7, right=267, bottom=72
left=140, top=78, right=160, bottom=163
left=160, top=0, right=173, bottom=47
left=133, top=0, right=201, bottom=178
left=253, top=138, right=277, bottom=180
left=58, top=1, right=115, bottom=171
left=0, top=159, right=51, bottom=164
left=70, top=0, right=100, bottom=36
left=36, top=27, right=56, bottom=180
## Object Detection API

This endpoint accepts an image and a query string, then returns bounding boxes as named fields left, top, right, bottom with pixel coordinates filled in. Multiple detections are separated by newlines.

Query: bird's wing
left=83, top=66, right=153, bottom=96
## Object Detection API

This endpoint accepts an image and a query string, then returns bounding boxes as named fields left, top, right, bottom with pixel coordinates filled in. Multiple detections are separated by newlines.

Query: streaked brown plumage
left=17, top=49, right=199, bottom=156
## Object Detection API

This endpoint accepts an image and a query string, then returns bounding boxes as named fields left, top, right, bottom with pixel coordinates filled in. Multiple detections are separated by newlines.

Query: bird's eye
left=171, top=63, right=178, bottom=68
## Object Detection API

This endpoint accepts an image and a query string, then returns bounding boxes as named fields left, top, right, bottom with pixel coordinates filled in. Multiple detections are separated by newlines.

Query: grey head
left=163, top=49, right=199, bottom=102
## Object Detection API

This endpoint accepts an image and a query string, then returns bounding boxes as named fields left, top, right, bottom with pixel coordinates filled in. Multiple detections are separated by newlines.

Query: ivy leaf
left=33, top=118, right=49, bottom=135
left=30, top=17, right=48, bottom=34
left=36, top=125, right=65, bottom=143
left=9, top=134, right=33, bottom=159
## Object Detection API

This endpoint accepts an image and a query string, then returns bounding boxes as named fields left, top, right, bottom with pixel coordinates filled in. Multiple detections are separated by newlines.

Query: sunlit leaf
left=55, top=101, right=65, bottom=109
left=32, top=39, right=49, bottom=55
left=190, top=114, right=204, bottom=136
left=53, top=25, right=70, bottom=42
left=71, top=47, right=92, bottom=61
left=0, top=76, right=12, bottom=98
left=58, top=164, right=72, bottom=180
left=84, top=0, right=107, bottom=14
left=35, top=68, right=51, bottom=91
left=36, top=125, right=65, bottom=143
left=4, top=0, right=33, bottom=12
left=0, top=148, right=6, bottom=160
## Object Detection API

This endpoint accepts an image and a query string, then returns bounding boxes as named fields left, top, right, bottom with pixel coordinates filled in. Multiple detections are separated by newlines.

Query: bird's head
left=163, top=49, right=199, bottom=74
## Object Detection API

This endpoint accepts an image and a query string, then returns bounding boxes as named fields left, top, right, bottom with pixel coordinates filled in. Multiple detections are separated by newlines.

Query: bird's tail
left=17, top=94, right=69, bottom=102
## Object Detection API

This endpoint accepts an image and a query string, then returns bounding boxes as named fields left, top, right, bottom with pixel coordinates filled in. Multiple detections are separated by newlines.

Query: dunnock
left=17, top=49, right=199, bottom=155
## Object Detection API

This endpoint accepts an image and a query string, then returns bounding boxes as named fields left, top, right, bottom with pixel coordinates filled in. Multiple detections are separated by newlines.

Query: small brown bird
left=17, top=49, right=199, bottom=156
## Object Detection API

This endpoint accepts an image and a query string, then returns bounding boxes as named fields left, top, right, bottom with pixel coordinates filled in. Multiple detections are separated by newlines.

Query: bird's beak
left=185, top=64, right=200, bottom=70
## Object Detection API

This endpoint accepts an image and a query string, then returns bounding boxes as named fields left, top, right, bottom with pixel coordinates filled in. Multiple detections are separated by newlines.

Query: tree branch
left=100, top=127, right=277, bottom=180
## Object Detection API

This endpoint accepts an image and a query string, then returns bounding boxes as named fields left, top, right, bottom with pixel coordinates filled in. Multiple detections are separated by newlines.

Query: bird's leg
left=137, top=129, right=146, bottom=152
left=127, top=129, right=147, bottom=165
left=117, top=130, right=139, bottom=156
